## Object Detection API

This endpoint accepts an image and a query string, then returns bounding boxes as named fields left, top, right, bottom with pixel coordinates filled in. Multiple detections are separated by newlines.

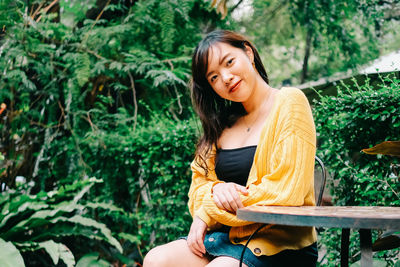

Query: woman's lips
left=229, top=80, right=241, bottom=93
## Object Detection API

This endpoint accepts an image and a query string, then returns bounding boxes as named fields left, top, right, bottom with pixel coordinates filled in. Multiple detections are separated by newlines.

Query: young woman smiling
left=143, top=30, right=318, bottom=267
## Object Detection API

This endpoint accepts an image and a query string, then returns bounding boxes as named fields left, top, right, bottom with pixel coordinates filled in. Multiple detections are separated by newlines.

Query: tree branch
left=264, top=0, right=290, bottom=24
left=35, top=0, right=59, bottom=22
left=301, top=27, right=312, bottom=84
left=229, top=0, right=244, bottom=13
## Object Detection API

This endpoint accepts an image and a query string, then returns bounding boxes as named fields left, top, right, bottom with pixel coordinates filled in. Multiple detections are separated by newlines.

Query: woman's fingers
left=235, top=184, right=249, bottom=195
left=188, top=233, right=202, bottom=256
left=212, top=194, right=225, bottom=210
left=196, top=229, right=206, bottom=254
left=224, top=188, right=240, bottom=211
left=214, top=191, right=235, bottom=212
left=187, top=216, right=207, bottom=257
left=212, top=182, right=246, bottom=212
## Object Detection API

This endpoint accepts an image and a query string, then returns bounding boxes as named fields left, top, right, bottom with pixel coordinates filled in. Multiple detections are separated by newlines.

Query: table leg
left=359, top=229, right=372, bottom=267
left=341, top=228, right=350, bottom=267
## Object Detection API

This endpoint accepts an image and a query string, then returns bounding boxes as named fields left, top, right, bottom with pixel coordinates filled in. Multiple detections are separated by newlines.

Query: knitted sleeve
left=199, top=88, right=316, bottom=226
left=187, top=153, right=222, bottom=228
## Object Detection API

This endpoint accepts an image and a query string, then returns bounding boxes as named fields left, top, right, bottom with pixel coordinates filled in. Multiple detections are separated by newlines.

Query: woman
left=143, top=30, right=318, bottom=267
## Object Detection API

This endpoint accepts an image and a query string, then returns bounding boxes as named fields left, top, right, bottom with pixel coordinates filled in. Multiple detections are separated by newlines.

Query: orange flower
left=0, top=103, right=6, bottom=115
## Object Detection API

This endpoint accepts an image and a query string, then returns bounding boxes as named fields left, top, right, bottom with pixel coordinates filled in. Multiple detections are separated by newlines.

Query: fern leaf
left=75, top=53, right=91, bottom=87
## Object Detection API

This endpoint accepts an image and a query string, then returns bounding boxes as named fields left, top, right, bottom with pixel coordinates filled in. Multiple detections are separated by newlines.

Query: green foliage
left=0, top=178, right=126, bottom=266
left=0, top=0, right=225, bottom=188
left=239, top=0, right=399, bottom=86
left=313, top=74, right=400, bottom=265
left=80, top=109, right=199, bottom=254
left=314, top=75, right=400, bottom=206
left=0, top=0, right=228, bottom=264
left=0, top=238, right=25, bottom=267
left=76, top=252, right=111, bottom=267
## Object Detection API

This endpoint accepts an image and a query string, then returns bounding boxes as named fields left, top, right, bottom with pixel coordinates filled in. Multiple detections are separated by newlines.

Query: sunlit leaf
left=0, top=238, right=25, bottom=267
left=76, top=252, right=110, bottom=267
left=362, top=141, right=400, bottom=157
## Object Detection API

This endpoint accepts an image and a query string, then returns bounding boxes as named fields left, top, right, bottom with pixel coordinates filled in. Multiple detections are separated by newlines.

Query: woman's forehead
left=207, top=42, right=239, bottom=67
left=208, top=43, right=230, bottom=61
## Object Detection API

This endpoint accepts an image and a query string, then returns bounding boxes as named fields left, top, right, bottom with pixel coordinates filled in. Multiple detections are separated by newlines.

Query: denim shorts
left=182, top=231, right=318, bottom=267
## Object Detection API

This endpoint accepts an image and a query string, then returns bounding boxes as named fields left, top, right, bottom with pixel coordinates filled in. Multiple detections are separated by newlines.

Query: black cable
left=239, top=224, right=268, bottom=267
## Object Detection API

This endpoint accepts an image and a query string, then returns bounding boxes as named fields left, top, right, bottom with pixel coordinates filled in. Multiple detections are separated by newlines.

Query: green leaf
left=85, top=202, right=124, bottom=213
left=26, top=215, right=123, bottom=253
left=66, top=215, right=122, bottom=253
left=75, top=53, right=91, bottom=87
left=76, top=252, right=111, bottom=267
left=38, top=240, right=60, bottom=264
left=118, top=232, right=140, bottom=244
left=53, top=243, right=75, bottom=267
left=0, top=238, right=25, bottom=267
left=2, top=202, right=85, bottom=237
left=0, top=201, right=48, bottom=232
left=37, top=240, right=75, bottom=267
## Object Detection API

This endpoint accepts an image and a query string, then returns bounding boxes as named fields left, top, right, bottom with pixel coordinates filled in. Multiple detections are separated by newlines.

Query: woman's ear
left=244, top=43, right=254, bottom=63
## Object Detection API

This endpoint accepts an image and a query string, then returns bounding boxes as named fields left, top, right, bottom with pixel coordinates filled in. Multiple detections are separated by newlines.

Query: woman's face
left=206, top=42, right=257, bottom=103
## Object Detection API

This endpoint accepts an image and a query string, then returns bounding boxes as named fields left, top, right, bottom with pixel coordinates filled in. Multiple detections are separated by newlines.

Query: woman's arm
left=187, top=157, right=222, bottom=229
left=188, top=154, right=255, bottom=227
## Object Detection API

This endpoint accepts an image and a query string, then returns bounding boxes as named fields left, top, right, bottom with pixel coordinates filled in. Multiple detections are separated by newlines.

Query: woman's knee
left=206, top=256, right=248, bottom=267
left=143, top=245, right=170, bottom=267
left=143, top=240, right=209, bottom=267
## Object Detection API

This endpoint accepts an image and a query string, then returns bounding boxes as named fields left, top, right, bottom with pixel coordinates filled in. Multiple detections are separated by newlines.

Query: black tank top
left=215, top=146, right=257, bottom=186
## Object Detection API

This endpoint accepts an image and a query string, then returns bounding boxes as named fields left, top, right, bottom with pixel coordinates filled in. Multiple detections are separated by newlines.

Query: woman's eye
left=210, top=75, right=217, bottom=82
left=227, top=58, right=234, bottom=66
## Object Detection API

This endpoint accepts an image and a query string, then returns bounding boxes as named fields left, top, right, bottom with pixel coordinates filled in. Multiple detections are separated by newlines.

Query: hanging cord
left=239, top=224, right=268, bottom=267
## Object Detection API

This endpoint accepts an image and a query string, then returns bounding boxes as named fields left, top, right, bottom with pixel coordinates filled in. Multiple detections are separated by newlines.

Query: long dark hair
left=191, top=30, right=269, bottom=174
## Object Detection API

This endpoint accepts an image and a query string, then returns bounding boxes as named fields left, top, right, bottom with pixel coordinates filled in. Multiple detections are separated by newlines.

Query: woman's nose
left=221, top=71, right=233, bottom=84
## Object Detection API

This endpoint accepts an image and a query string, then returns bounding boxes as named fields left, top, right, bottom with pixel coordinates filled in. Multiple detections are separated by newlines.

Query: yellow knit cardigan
left=188, top=87, right=317, bottom=256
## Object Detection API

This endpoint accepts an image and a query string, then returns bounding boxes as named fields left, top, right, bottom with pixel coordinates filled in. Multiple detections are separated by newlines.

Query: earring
left=252, top=62, right=256, bottom=68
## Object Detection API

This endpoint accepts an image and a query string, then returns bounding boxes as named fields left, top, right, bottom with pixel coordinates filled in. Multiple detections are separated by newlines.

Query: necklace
left=243, top=93, right=271, bottom=132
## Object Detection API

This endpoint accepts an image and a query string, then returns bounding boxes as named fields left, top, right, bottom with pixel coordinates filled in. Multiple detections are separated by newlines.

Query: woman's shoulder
left=276, top=87, right=309, bottom=106
left=273, top=87, right=312, bottom=120
left=279, top=87, right=307, bottom=99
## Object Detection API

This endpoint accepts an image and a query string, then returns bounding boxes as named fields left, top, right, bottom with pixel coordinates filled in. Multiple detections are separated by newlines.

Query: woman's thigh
left=143, top=239, right=210, bottom=267
left=206, top=256, right=249, bottom=267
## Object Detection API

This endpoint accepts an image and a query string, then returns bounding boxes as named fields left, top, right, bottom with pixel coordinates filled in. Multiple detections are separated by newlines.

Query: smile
left=229, top=80, right=241, bottom=93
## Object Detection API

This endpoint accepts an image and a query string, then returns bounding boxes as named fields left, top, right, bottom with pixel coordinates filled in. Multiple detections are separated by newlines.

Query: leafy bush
left=0, top=178, right=127, bottom=266
left=0, top=0, right=228, bottom=188
left=80, top=109, right=199, bottom=256
left=313, top=74, right=400, bottom=265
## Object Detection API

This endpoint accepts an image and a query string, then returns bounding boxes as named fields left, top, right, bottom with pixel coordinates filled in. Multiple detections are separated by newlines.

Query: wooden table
left=237, top=206, right=400, bottom=267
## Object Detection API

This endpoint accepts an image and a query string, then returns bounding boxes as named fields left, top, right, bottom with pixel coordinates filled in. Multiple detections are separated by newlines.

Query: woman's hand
left=212, top=182, right=249, bottom=213
left=187, top=216, right=207, bottom=257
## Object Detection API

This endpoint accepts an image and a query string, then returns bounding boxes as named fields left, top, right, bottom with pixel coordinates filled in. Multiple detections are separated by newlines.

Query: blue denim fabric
left=181, top=231, right=318, bottom=267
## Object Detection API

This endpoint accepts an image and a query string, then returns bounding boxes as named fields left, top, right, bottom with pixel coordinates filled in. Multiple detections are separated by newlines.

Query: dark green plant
left=79, top=108, right=200, bottom=256
left=313, top=74, right=400, bottom=265
left=0, top=178, right=127, bottom=266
